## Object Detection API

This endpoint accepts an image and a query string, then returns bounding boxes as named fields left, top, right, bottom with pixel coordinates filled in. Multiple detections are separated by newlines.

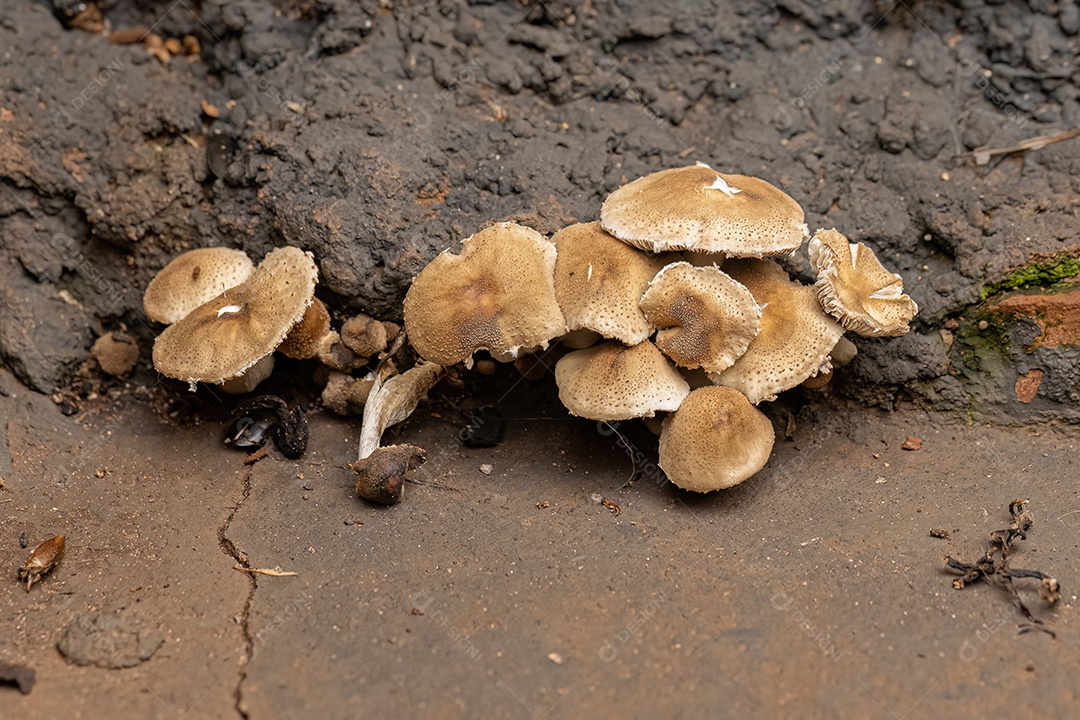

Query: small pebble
left=547, top=652, right=563, bottom=664
left=875, top=477, right=888, bottom=484
left=479, top=464, right=493, bottom=476
left=978, top=320, right=989, bottom=330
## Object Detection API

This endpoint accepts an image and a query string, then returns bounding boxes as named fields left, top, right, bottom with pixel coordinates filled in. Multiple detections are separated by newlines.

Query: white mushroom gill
left=704, top=176, right=741, bottom=198
left=217, top=304, right=242, bottom=317
left=848, top=242, right=860, bottom=269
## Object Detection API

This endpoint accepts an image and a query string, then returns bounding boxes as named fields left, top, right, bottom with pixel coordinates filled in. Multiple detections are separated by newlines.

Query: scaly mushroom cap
left=659, top=386, right=774, bottom=492
left=554, top=340, right=690, bottom=421
left=600, top=163, right=808, bottom=257
left=403, top=222, right=567, bottom=366
left=143, top=248, right=254, bottom=324
left=808, top=228, right=918, bottom=337
left=709, top=259, right=844, bottom=404
left=152, top=246, right=318, bottom=388
left=278, top=298, right=331, bottom=359
left=639, top=262, right=761, bottom=374
left=552, top=222, right=676, bottom=345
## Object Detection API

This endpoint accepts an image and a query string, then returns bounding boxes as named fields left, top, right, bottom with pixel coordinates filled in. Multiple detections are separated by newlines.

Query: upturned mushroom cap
left=600, top=163, right=808, bottom=257
left=659, top=386, right=774, bottom=492
left=808, top=228, right=918, bottom=337
left=709, top=259, right=844, bottom=404
left=358, top=362, right=444, bottom=460
left=552, top=221, right=676, bottom=345
left=554, top=340, right=690, bottom=421
left=144, top=248, right=254, bottom=324
left=639, top=262, right=761, bottom=373
left=403, top=222, right=567, bottom=366
left=278, top=298, right=331, bottom=360
left=152, top=246, right=318, bottom=389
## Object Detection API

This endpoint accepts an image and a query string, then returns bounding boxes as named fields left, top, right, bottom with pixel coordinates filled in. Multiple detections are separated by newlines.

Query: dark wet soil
left=2, top=1, right=1080, bottom=717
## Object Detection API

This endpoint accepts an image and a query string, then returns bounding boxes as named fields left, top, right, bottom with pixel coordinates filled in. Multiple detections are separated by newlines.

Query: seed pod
left=19, top=534, right=65, bottom=591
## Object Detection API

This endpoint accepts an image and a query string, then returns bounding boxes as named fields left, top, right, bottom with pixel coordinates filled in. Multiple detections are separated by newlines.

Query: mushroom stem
left=357, top=361, right=444, bottom=461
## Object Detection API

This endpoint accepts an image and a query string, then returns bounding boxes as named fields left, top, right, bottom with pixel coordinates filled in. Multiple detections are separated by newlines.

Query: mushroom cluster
left=404, top=163, right=918, bottom=493
left=144, top=246, right=401, bottom=399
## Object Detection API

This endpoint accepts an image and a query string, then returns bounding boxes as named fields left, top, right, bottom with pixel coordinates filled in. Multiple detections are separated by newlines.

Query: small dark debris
left=930, top=528, right=950, bottom=539
left=59, top=401, right=78, bottom=416
left=227, top=396, right=308, bottom=459
left=19, top=531, right=28, bottom=548
left=537, top=501, right=550, bottom=509
left=944, top=499, right=1059, bottom=635
left=460, top=406, right=503, bottom=447
left=0, top=661, right=35, bottom=694
left=206, top=134, right=237, bottom=178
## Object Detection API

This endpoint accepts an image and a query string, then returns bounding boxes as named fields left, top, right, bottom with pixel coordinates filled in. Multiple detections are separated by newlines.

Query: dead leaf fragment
left=902, top=436, right=923, bottom=451
left=1015, top=369, right=1044, bottom=404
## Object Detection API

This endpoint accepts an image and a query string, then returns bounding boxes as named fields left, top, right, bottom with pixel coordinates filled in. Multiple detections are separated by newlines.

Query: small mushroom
left=19, top=534, right=66, bottom=591
left=278, top=298, right=331, bottom=360
left=340, top=314, right=388, bottom=358
left=89, top=332, right=139, bottom=377
left=403, top=222, right=567, bottom=366
left=143, top=247, right=253, bottom=324
left=600, top=163, right=808, bottom=257
left=639, top=262, right=761, bottom=373
left=316, top=331, right=368, bottom=372
left=554, top=340, right=690, bottom=421
left=552, top=221, right=677, bottom=345
left=321, top=371, right=374, bottom=416
left=354, top=361, right=444, bottom=504
left=808, top=228, right=918, bottom=337
left=152, top=247, right=318, bottom=390
left=659, top=387, right=774, bottom=492
left=710, top=259, right=844, bottom=404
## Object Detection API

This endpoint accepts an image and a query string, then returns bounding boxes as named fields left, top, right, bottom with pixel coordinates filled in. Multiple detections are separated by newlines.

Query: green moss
left=980, top=256, right=1080, bottom=299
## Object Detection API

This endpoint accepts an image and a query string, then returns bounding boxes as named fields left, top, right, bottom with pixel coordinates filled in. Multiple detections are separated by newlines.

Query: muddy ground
left=1, top=0, right=1080, bottom=717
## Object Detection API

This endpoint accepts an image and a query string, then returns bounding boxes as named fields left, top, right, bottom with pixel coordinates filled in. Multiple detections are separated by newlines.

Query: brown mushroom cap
left=143, top=248, right=254, bottom=324
left=639, top=262, right=761, bottom=373
left=709, top=258, right=844, bottom=404
left=278, top=298, right=331, bottom=359
left=403, top=222, right=567, bottom=366
left=600, top=163, right=808, bottom=257
left=659, top=386, right=774, bottom=492
left=554, top=340, right=690, bottom=421
left=552, top=221, right=676, bottom=345
left=808, top=228, right=918, bottom=337
left=152, top=246, right=317, bottom=389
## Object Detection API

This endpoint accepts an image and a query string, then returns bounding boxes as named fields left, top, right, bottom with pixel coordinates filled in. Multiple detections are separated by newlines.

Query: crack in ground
left=217, top=466, right=256, bottom=720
